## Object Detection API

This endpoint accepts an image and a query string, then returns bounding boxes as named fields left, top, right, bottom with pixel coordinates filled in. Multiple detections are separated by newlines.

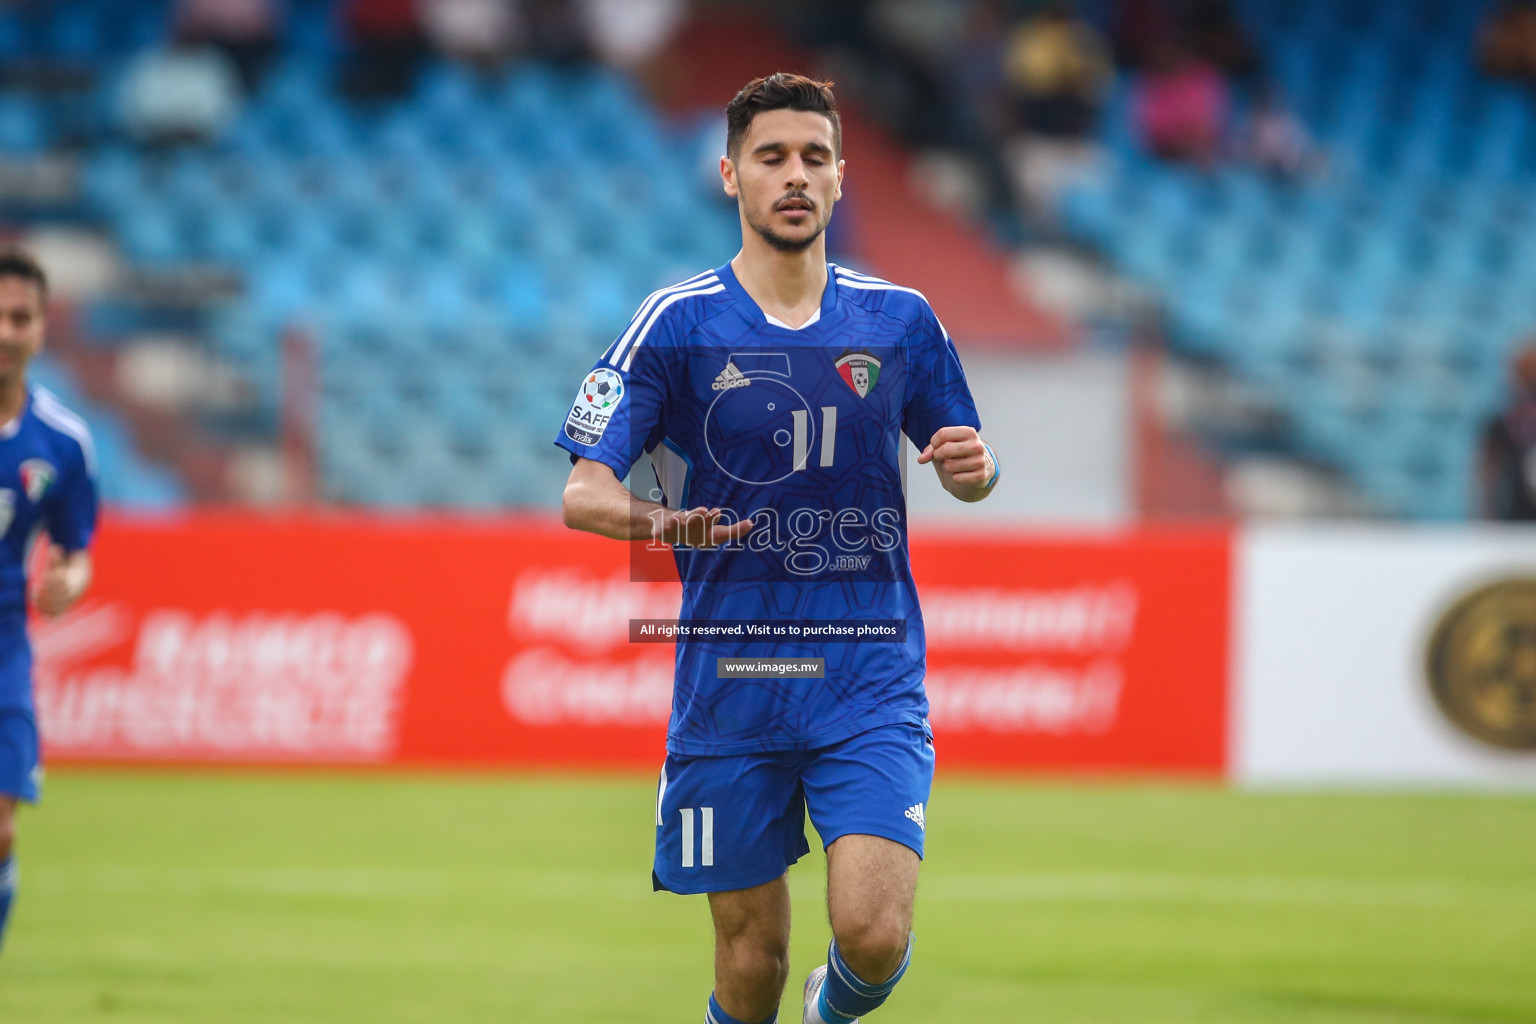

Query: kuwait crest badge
left=834, top=350, right=881, bottom=398
left=19, top=459, right=54, bottom=502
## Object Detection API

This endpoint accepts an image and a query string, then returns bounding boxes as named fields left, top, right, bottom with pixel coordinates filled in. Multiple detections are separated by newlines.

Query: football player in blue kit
left=0, top=249, right=98, bottom=953
left=556, top=75, right=998, bottom=1024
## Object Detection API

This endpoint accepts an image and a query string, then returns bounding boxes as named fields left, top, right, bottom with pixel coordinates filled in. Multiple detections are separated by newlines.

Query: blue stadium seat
left=0, top=11, right=22, bottom=60
left=117, top=202, right=183, bottom=265
left=442, top=205, right=505, bottom=269
left=120, top=464, right=190, bottom=510
left=1058, top=178, right=1115, bottom=245
left=0, top=94, right=46, bottom=154
left=286, top=1, right=339, bottom=55
left=41, top=5, right=106, bottom=60
left=413, top=267, right=473, bottom=332
left=247, top=256, right=318, bottom=322
left=115, top=4, right=169, bottom=52
left=201, top=207, right=266, bottom=263
left=497, top=257, right=554, bottom=332
left=81, top=145, right=140, bottom=207
left=261, top=56, right=329, bottom=112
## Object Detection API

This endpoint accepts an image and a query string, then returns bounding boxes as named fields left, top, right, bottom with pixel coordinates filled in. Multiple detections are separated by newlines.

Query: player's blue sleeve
left=553, top=316, right=676, bottom=480
left=901, top=304, right=981, bottom=449
left=45, top=437, right=98, bottom=553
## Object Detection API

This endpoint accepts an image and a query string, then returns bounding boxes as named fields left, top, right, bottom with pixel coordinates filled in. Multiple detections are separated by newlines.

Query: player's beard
left=743, top=195, right=830, bottom=253
left=0, top=347, right=27, bottom=383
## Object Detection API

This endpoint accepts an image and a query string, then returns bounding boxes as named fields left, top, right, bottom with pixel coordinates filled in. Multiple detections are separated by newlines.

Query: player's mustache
left=775, top=191, right=815, bottom=211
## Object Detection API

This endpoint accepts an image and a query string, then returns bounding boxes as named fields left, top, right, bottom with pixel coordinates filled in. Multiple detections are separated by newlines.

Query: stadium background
left=1, top=1, right=1534, bottom=1022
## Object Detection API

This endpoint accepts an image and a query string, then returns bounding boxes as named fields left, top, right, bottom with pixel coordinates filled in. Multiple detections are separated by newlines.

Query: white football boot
left=802, top=964, right=858, bottom=1024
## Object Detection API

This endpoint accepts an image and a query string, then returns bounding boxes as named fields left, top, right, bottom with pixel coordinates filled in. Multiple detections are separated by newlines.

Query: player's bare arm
left=31, top=545, right=91, bottom=617
left=562, top=457, right=756, bottom=547
left=918, top=425, right=999, bottom=502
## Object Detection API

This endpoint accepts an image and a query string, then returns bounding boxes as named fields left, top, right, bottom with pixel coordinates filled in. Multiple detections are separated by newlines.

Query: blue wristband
left=981, top=442, right=1000, bottom=490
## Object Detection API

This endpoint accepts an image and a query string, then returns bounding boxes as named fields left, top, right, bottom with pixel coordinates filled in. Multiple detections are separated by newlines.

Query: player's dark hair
left=726, top=73, right=841, bottom=160
left=0, top=247, right=47, bottom=305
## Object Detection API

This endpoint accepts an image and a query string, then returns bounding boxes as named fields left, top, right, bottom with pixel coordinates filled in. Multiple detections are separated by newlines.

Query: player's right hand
left=652, top=507, right=757, bottom=548
left=31, top=545, right=82, bottom=617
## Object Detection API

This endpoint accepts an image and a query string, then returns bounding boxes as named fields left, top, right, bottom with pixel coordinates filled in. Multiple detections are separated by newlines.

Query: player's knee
left=832, top=912, right=910, bottom=982
left=0, top=812, right=14, bottom=860
left=719, top=931, right=790, bottom=993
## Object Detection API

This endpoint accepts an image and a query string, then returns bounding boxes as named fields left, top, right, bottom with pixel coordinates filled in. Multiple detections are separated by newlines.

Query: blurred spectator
left=1111, top=0, right=1176, bottom=70
left=578, top=0, right=685, bottom=72
left=949, top=0, right=1012, bottom=143
left=1479, top=342, right=1536, bottom=521
left=173, top=0, right=284, bottom=92
left=1181, top=0, right=1261, bottom=81
left=1133, top=40, right=1228, bottom=166
left=339, top=0, right=425, bottom=100
left=1478, top=0, right=1536, bottom=83
left=995, top=2, right=1118, bottom=221
left=1004, top=1, right=1113, bottom=140
left=1239, top=84, right=1320, bottom=179
left=1000, top=1, right=1112, bottom=219
left=856, top=0, right=974, bottom=150
left=119, top=41, right=242, bottom=145
left=420, top=0, right=520, bottom=71
left=524, top=0, right=591, bottom=64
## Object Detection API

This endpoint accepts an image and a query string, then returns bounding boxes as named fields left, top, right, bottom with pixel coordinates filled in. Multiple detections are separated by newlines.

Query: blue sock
left=818, top=936, right=912, bottom=1022
left=706, top=991, right=776, bottom=1024
left=0, top=856, right=15, bottom=952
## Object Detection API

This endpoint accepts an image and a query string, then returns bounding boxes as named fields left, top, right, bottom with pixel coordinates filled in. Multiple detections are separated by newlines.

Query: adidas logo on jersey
left=904, top=803, right=925, bottom=830
left=711, top=362, right=751, bottom=390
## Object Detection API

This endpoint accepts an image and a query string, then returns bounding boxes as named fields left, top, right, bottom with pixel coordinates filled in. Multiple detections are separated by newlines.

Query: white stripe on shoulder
left=604, top=272, right=720, bottom=366
left=835, top=273, right=930, bottom=302
left=619, top=282, right=726, bottom=372
left=835, top=266, right=927, bottom=291
left=32, top=388, right=98, bottom=477
left=834, top=270, right=950, bottom=338
left=832, top=265, right=890, bottom=283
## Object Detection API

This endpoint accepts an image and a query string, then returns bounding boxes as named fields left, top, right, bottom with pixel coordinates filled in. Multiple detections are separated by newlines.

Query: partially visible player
left=1479, top=340, right=1536, bottom=520
left=557, top=75, right=998, bottom=1024
left=0, top=248, right=98, bottom=953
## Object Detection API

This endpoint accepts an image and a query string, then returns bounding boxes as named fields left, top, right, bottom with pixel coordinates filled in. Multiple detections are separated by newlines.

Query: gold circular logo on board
left=1425, top=579, right=1536, bottom=751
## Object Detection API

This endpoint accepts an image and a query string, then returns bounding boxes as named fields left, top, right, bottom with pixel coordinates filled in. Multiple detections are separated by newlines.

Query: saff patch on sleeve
left=565, top=368, right=625, bottom=446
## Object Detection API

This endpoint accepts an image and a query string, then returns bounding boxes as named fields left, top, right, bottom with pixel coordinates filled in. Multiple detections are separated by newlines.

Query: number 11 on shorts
left=680, top=807, right=714, bottom=867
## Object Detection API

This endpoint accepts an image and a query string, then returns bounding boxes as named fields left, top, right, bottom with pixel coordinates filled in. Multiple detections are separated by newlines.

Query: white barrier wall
left=1236, top=525, right=1536, bottom=787
left=904, top=352, right=1130, bottom=526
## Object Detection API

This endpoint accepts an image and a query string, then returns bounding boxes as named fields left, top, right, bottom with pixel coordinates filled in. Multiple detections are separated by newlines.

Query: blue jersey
left=554, top=262, right=980, bottom=756
left=0, top=386, right=98, bottom=710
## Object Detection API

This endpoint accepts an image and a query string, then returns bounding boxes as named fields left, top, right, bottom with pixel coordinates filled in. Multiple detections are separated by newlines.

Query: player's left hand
left=32, top=545, right=84, bottom=617
left=918, top=426, right=992, bottom=488
left=653, top=507, right=757, bottom=549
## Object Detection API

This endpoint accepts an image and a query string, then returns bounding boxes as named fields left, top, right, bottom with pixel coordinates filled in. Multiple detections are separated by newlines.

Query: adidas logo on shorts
left=711, top=362, right=750, bottom=390
left=904, top=803, right=925, bottom=830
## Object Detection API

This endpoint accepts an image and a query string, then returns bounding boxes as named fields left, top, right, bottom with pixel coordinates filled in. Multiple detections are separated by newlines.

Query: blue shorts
left=0, top=706, right=41, bottom=803
left=653, top=720, right=935, bottom=895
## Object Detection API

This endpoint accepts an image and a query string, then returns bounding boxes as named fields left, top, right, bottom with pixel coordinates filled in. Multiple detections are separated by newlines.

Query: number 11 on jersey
left=790, top=406, right=838, bottom=471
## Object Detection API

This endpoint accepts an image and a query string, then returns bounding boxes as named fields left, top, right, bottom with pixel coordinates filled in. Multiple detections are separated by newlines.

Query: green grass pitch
left=1, top=771, right=1533, bottom=1023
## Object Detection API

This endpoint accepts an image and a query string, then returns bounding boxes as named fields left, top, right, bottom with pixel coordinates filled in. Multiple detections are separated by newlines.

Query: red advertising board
left=911, top=528, right=1229, bottom=773
left=34, top=516, right=1229, bottom=775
